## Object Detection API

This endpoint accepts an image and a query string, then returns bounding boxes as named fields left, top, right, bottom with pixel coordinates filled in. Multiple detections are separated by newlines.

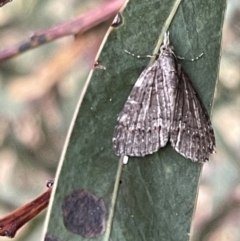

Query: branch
left=0, top=0, right=126, bottom=62
left=0, top=0, right=12, bottom=7
left=0, top=187, right=52, bottom=238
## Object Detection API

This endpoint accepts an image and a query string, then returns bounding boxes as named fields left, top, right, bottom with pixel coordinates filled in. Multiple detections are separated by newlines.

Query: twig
left=0, top=0, right=125, bottom=62
left=0, top=0, right=12, bottom=7
left=0, top=188, right=52, bottom=238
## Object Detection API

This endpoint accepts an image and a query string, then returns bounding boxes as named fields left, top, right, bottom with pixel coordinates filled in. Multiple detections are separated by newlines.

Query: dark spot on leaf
left=62, top=190, right=106, bottom=238
left=44, top=233, right=63, bottom=241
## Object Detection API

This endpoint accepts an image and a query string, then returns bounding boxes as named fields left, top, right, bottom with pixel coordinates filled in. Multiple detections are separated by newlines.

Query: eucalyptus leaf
left=44, top=0, right=226, bottom=240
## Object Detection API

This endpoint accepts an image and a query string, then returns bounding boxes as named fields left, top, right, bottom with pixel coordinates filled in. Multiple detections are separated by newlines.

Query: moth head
left=160, top=32, right=175, bottom=57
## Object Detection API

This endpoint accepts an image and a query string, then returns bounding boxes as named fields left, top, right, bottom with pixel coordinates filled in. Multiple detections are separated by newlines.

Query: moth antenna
left=124, top=50, right=157, bottom=59
left=177, top=52, right=204, bottom=62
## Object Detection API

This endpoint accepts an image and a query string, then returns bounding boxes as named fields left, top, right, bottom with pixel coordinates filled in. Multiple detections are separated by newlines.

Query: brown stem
left=0, top=0, right=125, bottom=62
left=0, top=0, right=12, bottom=7
left=0, top=188, right=52, bottom=238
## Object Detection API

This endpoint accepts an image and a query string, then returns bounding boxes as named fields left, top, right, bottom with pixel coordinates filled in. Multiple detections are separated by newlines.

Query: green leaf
left=45, top=0, right=226, bottom=240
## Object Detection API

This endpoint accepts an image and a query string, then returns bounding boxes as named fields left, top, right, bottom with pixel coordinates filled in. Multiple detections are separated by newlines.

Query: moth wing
left=170, top=65, right=215, bottom=162
left=113, top=59, right=171, bottom=156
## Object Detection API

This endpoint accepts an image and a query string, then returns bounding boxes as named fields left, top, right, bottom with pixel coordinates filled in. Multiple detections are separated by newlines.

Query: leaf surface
left=45, top=0, right=226, bottom=240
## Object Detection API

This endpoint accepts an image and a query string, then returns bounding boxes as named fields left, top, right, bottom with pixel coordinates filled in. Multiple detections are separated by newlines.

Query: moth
left=112, top=32, right=215, bottom=162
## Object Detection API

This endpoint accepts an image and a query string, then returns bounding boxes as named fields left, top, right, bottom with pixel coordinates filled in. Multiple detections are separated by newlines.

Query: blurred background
left=0, top=0, right=239, bottom=241
left=0, top=1, right=89, bottom=240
